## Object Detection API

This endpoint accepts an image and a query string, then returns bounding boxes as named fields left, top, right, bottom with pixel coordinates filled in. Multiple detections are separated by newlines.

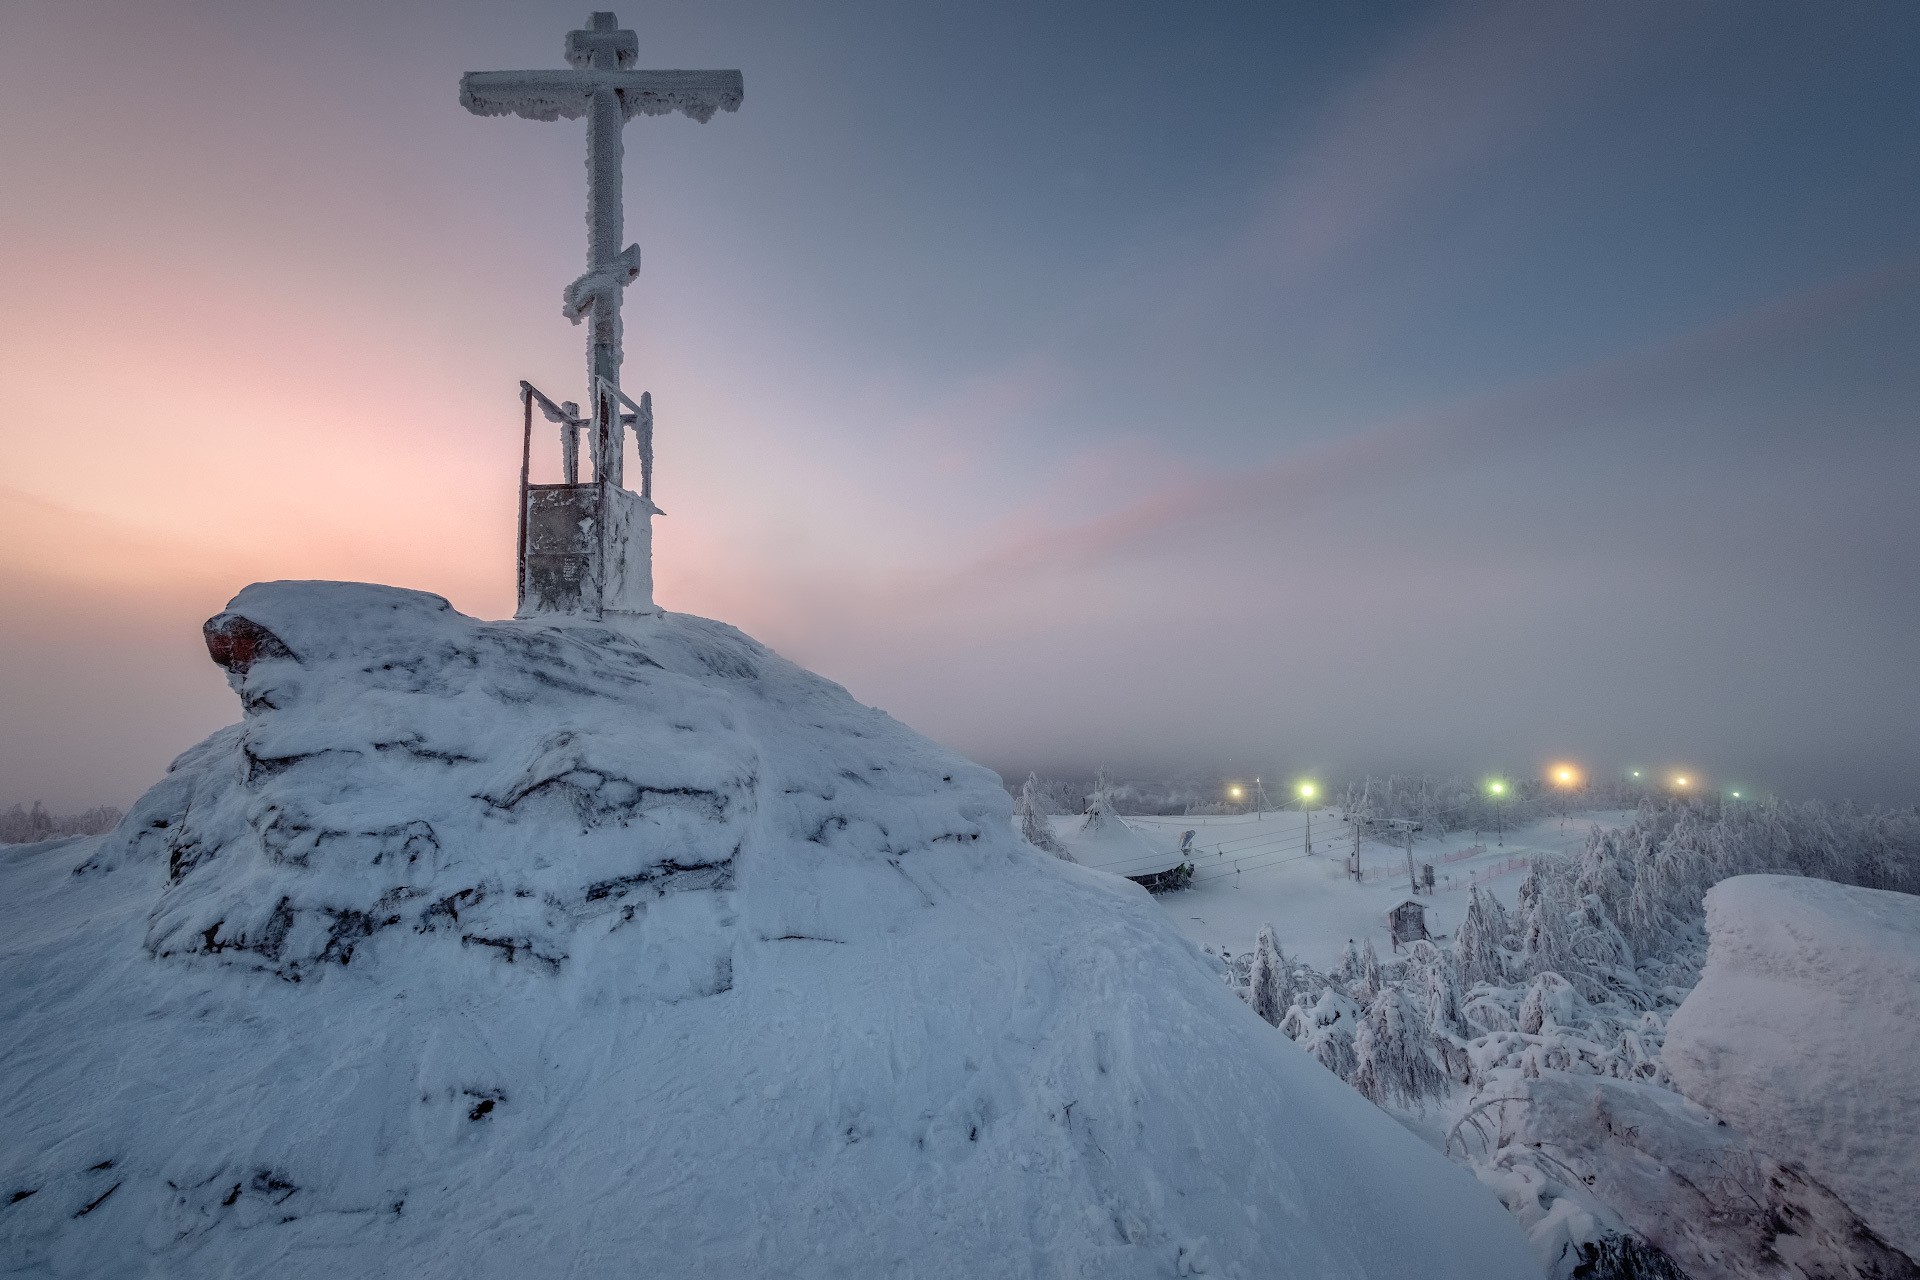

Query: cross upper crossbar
left=460, top=68, right=743, bottom=124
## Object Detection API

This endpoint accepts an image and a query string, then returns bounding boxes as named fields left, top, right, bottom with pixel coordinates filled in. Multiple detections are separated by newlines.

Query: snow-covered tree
left=1516, top=860, right=1575, bottom=981
left=1015, top=773, right=1068, bottom=858
left=0, top=801, right=121, bottom=845
left=1352, top=987, right=1448, bottom=1106
left=1282, top=989, right=1360, bottom=1081
left=1357, top=938, right=1384, bottom=1002
left=1337, top=938, right=1363, bottom=987
left=1517, top=971, right=1582, bottom=1036
left=1246, top=924, right=1294, bottom=1027
left=1567, top=892, right=1633, bottom=977
left=1625, top=828, right=1684, bottom=957
left=1455, top=887, right=1507, bottom=989
left=1577, top=826, right=1634, bottom=927
left=1082, top=770, right=1117, bottom=826
left=1415, top=945, right=1469, bottom=1040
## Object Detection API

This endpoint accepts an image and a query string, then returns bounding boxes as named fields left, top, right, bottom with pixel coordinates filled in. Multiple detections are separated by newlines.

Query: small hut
left=1386, top=899, right=1431, bottom=952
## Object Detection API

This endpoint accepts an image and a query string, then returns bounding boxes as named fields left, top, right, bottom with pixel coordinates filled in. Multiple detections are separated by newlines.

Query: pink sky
left=5, top=0, right=1918, bottom=808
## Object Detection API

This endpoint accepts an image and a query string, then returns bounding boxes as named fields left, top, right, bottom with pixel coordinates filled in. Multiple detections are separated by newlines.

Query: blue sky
left=2, top=0, right=1917, bottom=806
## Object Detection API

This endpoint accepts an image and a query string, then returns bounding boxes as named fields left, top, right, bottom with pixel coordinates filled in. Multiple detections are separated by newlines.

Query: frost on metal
left=466, top=14, right=741, bottom=621
left=459, top=68, right=744, bottom=124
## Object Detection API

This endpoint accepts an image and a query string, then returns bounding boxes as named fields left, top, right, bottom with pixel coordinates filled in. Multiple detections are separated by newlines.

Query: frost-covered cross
left=461, top=13, right=742, bottom=403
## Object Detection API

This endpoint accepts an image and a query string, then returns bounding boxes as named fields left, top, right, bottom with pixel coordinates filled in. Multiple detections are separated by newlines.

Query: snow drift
left=1, top=582, right=1536, bottom=1278
left=1664, top=874, right=1920, bottom=1260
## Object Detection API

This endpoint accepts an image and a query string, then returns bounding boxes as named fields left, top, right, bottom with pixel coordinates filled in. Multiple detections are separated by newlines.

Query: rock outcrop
left=2, top=581, right=1538, bottom=1278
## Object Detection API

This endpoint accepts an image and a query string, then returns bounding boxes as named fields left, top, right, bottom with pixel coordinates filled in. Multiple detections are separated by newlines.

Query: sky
left=2, top=0, right=1917, bottom=810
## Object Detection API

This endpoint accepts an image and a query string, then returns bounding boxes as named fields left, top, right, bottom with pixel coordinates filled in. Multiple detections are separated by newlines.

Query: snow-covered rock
left=1664, top=874, right=1920, bottom=1260
left=1468, top=1072, right=1915, bottom=1279
left=0, top=581, right=1536, bottom=1278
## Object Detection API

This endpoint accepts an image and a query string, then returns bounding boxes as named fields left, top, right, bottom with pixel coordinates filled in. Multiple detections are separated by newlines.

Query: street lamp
left=1297, top=781, right=1318, bottom=855
left=1487, top=779, right=1508, bottom=847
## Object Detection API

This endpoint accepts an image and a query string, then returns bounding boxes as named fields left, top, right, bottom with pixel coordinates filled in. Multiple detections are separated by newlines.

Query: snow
left=1663, top=874, right=1920, bottom=1259
left=1, top=581, right=1537, bottom=1278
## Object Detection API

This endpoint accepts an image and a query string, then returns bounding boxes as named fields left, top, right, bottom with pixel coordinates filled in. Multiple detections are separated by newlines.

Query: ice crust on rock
left=2, top=581, right=1537, bottom=1278
left=1473, top=1072, right=1915, bottom=1280
left=1665, top=874, right=1920, bottom=1260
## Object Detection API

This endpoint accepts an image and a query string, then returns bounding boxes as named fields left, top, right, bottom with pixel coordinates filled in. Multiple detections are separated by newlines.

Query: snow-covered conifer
left=1421, top=951, right=1469, bottom=1040
left=1485, top=885, right=1513, bottom=944
left=1082, top=770, right=1117, bottom=826
left=1578, top=827, right=1634, bottom=927
left=1247, top=924, right=1294, bottom=1027
left=1358, top=938, right=1384, bottom=1002
left=1337, top=938, right=1363, bottom=987
left=1516, top=860, right=1575, bottom=981
left=1516, top=972, right=1582, bottom=1036
left=1626, top=829, right=1683, bottom=957
left=1352, top=987, right=1448, bottom=1106
left=1289, top=989, right=1360, bottom=1081
left=1015, top=773, right=1068, bottom=858
left=1455, top=887, right=1507, bottom=989
left=1568, top=892, right=1633, bottom=976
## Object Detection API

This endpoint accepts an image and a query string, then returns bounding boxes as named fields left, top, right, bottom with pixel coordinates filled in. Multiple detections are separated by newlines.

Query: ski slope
left=1048, top=809, right=1628, bottom=968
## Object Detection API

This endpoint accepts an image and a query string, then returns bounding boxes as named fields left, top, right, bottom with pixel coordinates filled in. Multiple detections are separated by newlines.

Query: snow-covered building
left=1385, top=898, right=1431, bottom=951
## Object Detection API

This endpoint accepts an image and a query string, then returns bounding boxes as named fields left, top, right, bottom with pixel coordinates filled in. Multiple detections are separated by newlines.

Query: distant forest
left=0, top=802, right=123, bottom=845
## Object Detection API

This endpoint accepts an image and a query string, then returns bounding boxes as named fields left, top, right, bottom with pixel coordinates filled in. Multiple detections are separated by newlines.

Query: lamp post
left=1298, top=781, right=1318, bottom=855
left=1487, top=779, right=1508, bottom=847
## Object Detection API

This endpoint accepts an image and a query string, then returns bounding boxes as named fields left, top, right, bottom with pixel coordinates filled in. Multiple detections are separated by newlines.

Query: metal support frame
left=593, top=375, right=656, bottom=504
left=514, top=378, right=659, bottom=617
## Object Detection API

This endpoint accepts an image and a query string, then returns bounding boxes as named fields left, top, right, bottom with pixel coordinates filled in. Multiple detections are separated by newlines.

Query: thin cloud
left=926, top=254, right=1920, bottom=597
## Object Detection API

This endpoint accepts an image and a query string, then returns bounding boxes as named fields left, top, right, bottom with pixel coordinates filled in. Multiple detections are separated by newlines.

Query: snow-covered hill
left=0, top=582, right=1536, bottom=1278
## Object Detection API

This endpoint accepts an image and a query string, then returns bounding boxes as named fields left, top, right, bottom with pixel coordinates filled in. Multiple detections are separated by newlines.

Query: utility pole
left=1374, top=818, right=1422, bottom=894
left=1486, top=779, right=1509, bottom=847
left=1348, top=818, right=1362, bottom=882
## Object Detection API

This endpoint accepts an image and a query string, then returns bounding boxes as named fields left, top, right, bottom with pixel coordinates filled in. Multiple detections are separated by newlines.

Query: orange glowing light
left=1549, top=763, right=1582, bottom=789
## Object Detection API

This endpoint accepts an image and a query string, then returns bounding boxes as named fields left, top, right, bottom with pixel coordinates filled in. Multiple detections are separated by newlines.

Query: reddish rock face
left=202, top=613, right=296, bottom=675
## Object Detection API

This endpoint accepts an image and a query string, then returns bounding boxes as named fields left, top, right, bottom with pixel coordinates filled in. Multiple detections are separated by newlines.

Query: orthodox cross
left=463, top=14, right=740, bottom=619
left=462, top=13, right=742, bottom=415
